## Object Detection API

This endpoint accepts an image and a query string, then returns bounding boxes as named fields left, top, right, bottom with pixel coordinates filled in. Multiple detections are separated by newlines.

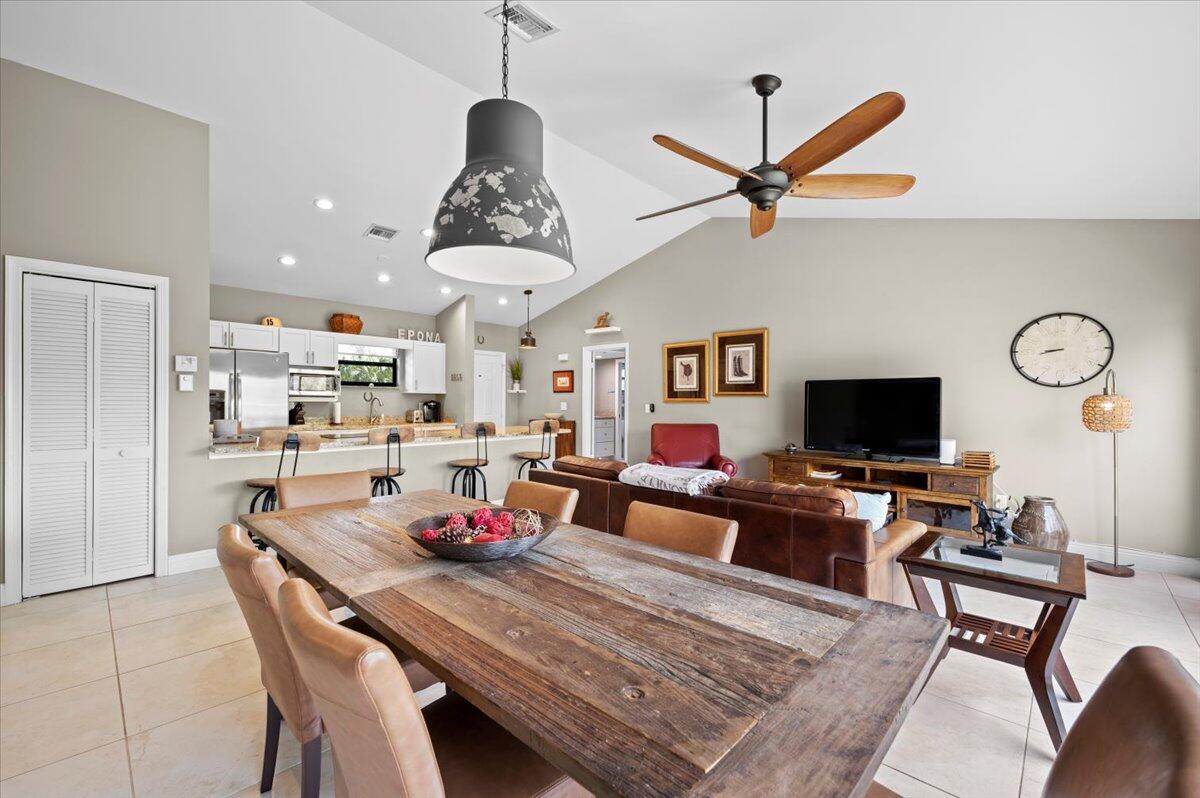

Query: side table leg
left=1053, top=654, right=1083, bottom=702
left=905, top=567, right=938, bottom=614
left=1026, top=598, right=1078, bottom=750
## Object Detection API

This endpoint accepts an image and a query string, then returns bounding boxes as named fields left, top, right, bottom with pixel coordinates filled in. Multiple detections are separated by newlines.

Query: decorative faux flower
left=421, top=529, right=439, bottom=541
left=446, top=513, right=468, bottom=529
left=471, top=507, right=494, bottom=527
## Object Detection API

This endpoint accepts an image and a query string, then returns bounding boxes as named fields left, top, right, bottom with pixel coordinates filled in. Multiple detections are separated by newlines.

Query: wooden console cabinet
left=764, top=450, right=998, bottom=536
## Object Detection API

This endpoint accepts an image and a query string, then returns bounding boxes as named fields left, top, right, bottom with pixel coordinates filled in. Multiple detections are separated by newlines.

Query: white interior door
left=22, top=275, right=94, bottom=596
left=92, top=283, right=155, bottom=583
left=473, top=350, right=505, bottom=430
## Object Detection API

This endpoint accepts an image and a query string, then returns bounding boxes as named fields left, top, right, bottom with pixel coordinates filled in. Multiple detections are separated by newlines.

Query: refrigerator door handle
left=233, top=371, right=241, bottom=422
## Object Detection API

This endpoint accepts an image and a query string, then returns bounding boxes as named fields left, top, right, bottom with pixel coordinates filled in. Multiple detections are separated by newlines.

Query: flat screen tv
left=804, top=377, right=941, bottom=459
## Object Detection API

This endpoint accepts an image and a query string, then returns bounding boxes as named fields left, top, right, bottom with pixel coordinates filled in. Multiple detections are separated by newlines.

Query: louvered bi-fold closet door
left=22, top=275, right=95, bottom=595
left=92, top=283, right=155, bottom=583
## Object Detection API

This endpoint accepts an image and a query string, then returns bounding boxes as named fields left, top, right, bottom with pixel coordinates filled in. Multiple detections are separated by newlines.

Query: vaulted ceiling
left=3, top=1, right=1196, bottom=323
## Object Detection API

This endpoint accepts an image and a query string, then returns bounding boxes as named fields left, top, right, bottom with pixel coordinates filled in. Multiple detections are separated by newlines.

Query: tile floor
left=1, top=565, right=1196, bottom=797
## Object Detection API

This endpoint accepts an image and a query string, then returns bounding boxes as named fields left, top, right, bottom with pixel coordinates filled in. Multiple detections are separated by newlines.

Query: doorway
left=473, top=350, right=506, bottom=431
left=581, top=343, right=629, bottom=461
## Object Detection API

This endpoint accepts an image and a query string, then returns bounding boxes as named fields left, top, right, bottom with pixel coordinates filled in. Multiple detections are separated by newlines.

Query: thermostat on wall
left=557, top=353, right=569, bottom=362
left=174, top=355, right=197, bottom=373
left=177, top=374, right=195, bottom=392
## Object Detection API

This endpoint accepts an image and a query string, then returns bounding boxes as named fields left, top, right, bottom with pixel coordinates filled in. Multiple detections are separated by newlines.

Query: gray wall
left=1, top=59, right=211, bottom=573
left=436, top=295, right=474, bottom=424
left=520, top=218, right=1200, bottom=558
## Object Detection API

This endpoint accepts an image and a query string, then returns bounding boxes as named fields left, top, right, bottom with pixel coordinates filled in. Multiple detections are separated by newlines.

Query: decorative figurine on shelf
left=962, top=499, right=1017, bottom=560
left=260, top=316, right=282, bottom=327
left=784, top=442, right=799, bottom=454
left=594, top=311, right=612, bottom=329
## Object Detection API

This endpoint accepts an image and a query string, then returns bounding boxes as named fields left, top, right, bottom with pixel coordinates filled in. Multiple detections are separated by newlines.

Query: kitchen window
left=338, top=354, right=398, bottom=387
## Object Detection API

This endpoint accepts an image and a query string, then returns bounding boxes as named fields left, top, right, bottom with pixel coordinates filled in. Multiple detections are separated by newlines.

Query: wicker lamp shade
left=1081, top=370, right=1132, bottom=433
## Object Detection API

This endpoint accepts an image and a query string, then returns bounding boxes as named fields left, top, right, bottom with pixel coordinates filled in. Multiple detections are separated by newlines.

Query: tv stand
left=764, top=449, right=998, bottom=536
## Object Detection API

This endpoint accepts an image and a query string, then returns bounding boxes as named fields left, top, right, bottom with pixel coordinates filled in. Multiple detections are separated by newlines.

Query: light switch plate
left=177, top=374, right=195, bottom=392
left=174, top=354, right=197, bottom=373
left=645, top=403, right=655, bottom=413
left=557, top=353, right=569, bottom=362
left=559, top=401, right=568, bottom=411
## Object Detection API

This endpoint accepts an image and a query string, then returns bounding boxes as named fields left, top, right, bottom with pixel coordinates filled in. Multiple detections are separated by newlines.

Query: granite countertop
left=209, top=428, right=552, bottom=459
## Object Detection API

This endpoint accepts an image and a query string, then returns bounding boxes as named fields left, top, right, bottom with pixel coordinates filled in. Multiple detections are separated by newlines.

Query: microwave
left=288, top=367, right=340, bottom=398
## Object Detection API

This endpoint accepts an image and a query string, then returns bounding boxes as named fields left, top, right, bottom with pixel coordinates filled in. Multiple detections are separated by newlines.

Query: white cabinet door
left=277, top=328, right=309, bottom=368
left=209, top=320, right=230, bottom=348
left=92, top=283, right=155, bottom=584
left=411, top=341, right=446, bottom=394
left=308, top=331, right=338, bottom=368
left=228, top=321, right=278, bottom=352
left=22, top=275, right=94, bottom=596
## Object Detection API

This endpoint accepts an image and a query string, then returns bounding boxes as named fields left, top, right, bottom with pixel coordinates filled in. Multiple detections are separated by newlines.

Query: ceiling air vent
left=484, top=3, right=559, bottom=42
left=363, top=224, right=398, bottom=242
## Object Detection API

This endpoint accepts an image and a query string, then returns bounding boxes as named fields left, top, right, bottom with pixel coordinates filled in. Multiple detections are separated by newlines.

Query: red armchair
left=646, top=423, right=738, bottom=477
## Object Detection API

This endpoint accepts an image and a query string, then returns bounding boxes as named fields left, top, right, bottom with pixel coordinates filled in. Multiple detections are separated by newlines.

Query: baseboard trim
left=167, top=548, right=219, bottom=575
left=1067, top=540, right=1199, bottom=578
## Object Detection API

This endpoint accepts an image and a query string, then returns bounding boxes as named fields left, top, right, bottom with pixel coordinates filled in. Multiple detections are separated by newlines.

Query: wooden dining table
left=240, top=490, right=948, bottom=798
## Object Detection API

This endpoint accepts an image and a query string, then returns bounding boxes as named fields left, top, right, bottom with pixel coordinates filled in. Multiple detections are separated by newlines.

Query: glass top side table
left=900, top=532, right=1087, bottom=750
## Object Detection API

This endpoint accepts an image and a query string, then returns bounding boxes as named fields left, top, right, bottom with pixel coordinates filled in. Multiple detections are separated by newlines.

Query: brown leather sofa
left=533, top=456, right=925, bottom=607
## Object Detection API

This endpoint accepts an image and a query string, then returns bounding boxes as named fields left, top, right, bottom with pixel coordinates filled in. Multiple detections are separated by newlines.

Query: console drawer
left=930, top=473, right=980, bottom=496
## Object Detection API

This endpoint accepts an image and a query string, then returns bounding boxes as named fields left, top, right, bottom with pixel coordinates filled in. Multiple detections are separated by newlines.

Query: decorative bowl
left=405, top=508, right=559, bottom=562
left=543, top=412, right=564, bottom=420
left=328, top=313, right=363, bottom=334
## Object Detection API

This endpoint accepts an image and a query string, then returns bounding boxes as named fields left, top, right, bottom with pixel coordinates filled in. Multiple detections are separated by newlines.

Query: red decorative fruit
left=446, top=513, right=468, bottom=529
left=421, top=529, right=438, bottom=541
left=471, top=507, right=494, bottom=527
left=471, top=532, right=504, bottom=544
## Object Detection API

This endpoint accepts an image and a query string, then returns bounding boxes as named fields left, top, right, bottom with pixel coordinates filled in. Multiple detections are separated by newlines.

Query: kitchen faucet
left=363, top=390, right=383, bottom=424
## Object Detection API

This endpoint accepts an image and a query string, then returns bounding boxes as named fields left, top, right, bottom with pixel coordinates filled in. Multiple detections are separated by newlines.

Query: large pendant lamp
left=519, top=289, right=537, bottom=349
left=425, top=0, right=574, bottom=285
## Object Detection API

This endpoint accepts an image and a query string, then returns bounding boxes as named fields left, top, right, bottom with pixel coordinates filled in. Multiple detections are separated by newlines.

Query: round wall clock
left=1010, top=313, right=1113, bottom=387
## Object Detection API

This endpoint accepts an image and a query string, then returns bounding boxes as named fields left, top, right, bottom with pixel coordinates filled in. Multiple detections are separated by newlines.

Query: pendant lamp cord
left=501, top=0, right=510, bottom=99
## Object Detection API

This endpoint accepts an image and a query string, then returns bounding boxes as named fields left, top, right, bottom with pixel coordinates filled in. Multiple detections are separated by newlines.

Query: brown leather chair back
left=256, top=429, right=321, bottom=451
left=277, top=578, right=444, bottom=798
left=367, top=426, right=415, bottom=445
left=622, top=500, right=738, bottom=563
left=275, top=471, right=372, bottom=510
left=1043, top=646, right=1200, bottom=797
left=504, top=480, right=579, bottom=523
left=215, top=524, right=321, bottom=744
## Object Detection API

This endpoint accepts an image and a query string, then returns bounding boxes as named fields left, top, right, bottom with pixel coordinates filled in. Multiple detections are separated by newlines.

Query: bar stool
left=245, top=430, right=321, bottom=514
left=514, top=419, right=558, bottom=479
left=449, top=422, right=493, bottom=500
left=366, top=426, right=413, bottom=496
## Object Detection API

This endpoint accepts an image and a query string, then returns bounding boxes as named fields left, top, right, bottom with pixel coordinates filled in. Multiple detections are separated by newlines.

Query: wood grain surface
left=241, top=491, right=948, bottom=797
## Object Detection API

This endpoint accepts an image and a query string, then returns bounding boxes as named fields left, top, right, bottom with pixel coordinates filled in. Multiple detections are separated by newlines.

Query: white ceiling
left=3, top=1, right=1197, bottom=324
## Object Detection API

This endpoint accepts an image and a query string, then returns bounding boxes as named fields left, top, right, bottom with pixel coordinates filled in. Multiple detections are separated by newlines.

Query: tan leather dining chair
left=275, top=470, right=372, bottom=510
left=622, top=501, right=738, bottom=563
left=1041, top=645, right=1200, bottom=797
left=277, top=577, right=590, bottom=798
left=503, top=480, right=579, bottom=523
left=217, top=524, right=439, bottom=798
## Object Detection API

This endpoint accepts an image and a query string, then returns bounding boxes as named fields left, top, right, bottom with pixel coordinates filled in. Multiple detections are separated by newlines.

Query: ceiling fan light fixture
left=519, top=288, right=537, bottom=349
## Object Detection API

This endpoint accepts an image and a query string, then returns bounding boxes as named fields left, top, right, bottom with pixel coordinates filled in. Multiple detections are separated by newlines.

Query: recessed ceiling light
left=278, top=255, right=297, bottom=267
left=498, top=296, right=508, bottom=305
left=420, top=228, right=434, bottom=238
left=377, top=273, right=391, bottom=283
left=313, top=198, right=334, bottom=211
left=439, top=286, right=452, bottom=295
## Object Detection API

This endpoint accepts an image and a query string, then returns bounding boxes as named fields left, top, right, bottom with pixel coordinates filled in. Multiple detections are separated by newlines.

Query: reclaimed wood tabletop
left=240, top=490, right=948, bottom=798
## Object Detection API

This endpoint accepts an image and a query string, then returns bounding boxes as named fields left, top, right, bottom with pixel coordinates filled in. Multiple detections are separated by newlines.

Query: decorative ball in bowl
left=405, top=506, right=559, bottom=562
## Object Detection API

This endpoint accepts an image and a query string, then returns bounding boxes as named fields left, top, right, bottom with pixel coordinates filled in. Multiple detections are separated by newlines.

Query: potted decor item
left=1012, top=496, right=1070, bottom=550
left=509, top=359, right=523, bottom=392
left=406, top=506, right=558, bottom=562
left=328, top=313, right=363, bottom=334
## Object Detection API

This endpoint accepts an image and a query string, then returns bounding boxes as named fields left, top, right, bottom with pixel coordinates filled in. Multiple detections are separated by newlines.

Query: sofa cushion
left=720, top=478, right=859, bottom=517
left=553, top=455, right=626, bottom=481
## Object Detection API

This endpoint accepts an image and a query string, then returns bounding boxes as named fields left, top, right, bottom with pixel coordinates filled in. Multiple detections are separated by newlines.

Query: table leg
left=941, top=582, right=963, bottom=624
left=1053, top=653, right=1083, bottom=702
left=1026, top=598, right=1078, bottom=750
left=904, top=567, right=938, bottom=614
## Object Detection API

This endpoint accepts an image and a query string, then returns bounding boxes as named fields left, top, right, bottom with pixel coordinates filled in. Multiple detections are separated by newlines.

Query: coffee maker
left=421, top=399, right=442, bottom=423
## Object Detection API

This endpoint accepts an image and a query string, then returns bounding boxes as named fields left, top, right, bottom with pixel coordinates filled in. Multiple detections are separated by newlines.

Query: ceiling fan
left=637, top=75, right=915, bottom=238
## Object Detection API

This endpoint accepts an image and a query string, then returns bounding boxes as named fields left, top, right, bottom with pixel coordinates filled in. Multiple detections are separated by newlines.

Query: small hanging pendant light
left=519, top=289, right=537, bottom=349
left=425, top=0, right=574, bottom=285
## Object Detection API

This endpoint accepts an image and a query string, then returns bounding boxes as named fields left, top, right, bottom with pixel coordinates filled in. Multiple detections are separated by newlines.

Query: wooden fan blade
left=750, top=204, right=777, bottom=239
left=777, top=92, right=906, bottom=180
left=636, top=189, right=739, bottom=221
left=787, top=174, right=915, bottom=199
left=653, top=135, right=761, bottom=181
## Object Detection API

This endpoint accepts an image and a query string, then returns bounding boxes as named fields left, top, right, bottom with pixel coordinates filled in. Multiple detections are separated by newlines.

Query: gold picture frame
left=713, top=328, right=768, bottom=396
left=662, top=339, right=710, bottom=403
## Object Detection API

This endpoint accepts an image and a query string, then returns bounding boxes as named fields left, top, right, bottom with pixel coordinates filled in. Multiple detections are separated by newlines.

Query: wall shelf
left=584, top=326, right=622, bottom=335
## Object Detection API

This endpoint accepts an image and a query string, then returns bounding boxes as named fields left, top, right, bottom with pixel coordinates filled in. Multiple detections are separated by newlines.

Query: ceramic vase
left=1012, top=496, right=1070, bottom=550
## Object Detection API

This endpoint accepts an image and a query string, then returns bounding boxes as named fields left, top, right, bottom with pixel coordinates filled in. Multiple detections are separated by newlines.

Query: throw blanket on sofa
left=618, top=462, right=730, bottom=496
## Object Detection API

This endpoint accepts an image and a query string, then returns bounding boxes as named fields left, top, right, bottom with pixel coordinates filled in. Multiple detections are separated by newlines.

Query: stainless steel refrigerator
left=209, top=349, right=289, bottom=431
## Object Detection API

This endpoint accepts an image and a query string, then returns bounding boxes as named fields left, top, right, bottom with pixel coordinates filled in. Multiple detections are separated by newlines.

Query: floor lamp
left=1082, top=369, right=1134, bottom=577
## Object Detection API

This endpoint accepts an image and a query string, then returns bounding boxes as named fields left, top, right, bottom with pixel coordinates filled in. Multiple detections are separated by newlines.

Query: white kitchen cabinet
left=278, top=327, right=337, bottom=368
left=593, top=417, right=616, bottom=458
left=209, top=320, right=279, bottom=352
left=404, top=340, right=446, bottom=394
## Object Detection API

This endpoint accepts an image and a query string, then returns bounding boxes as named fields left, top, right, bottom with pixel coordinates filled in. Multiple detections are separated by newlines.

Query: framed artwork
left=714, top=328, right=768, bottom=396
left=662, top=339, right=710, bottom=403
left=552, top=369, right=575, bottom=393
